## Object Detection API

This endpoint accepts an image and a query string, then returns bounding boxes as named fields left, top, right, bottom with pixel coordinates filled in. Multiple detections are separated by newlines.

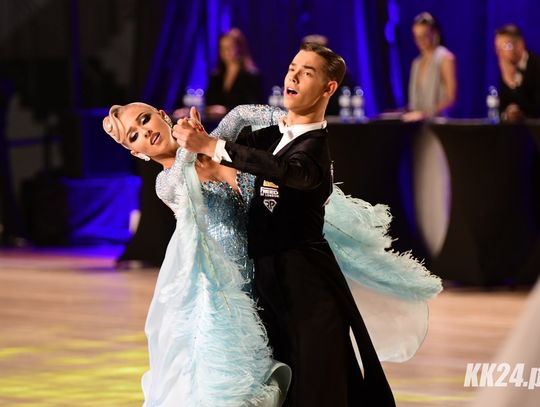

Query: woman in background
left=205, top=28, right=264, bottom=117
left=403, top=12, right=457, bottom=121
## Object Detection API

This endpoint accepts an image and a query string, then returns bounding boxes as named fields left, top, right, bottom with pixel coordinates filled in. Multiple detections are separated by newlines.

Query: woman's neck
left=157, top=147, right=179, bottom=169
left=421, top=47, right=436, bottom=58
left=225, top=61, right=241, bottom=71
left=159, top=156, right=176, bottom=169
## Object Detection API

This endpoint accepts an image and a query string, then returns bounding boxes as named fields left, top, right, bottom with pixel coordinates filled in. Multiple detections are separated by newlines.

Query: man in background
left=495, top=24, right=540, bottom=122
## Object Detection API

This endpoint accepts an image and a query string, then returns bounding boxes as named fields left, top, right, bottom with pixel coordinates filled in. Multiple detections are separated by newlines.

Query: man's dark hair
left=300, top=42, right=346, bottom=85
left=495, top=24, right=524, bottom=40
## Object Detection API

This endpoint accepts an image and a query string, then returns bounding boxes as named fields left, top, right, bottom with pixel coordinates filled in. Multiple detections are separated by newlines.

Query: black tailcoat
left=222, top=125, right=395, bottom=406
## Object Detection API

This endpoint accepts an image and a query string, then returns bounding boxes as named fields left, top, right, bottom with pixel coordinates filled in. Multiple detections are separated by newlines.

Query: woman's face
left=219, top=36, right=240, bottom=64
left=118, top=105, right=177, bottom=160
left=413, top=24, right=436, bottom=53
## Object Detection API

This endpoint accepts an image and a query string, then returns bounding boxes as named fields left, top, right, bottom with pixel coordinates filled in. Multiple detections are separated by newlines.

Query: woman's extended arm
left=209, top=104, right=286, bottom=142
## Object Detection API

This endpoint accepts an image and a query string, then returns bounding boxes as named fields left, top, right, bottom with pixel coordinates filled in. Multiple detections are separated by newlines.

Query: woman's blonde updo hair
left=102, top=102, right=160, bottom=148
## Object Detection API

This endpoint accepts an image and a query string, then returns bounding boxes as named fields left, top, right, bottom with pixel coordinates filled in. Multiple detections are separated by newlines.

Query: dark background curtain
left=3, top=0, right=540, bottom=121
left=135, top=0, right=540, bottom=118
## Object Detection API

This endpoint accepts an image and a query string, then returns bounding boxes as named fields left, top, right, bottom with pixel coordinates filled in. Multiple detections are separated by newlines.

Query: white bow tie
left=278, top=121, right=295, bottom=140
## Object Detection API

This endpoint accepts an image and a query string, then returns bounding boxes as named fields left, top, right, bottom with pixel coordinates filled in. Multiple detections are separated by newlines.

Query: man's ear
left=324, top=81, right=339, bottom=97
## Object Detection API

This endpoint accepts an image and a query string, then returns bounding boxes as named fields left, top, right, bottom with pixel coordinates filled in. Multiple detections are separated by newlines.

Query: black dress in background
left=205, top=69, right=265, bottom=111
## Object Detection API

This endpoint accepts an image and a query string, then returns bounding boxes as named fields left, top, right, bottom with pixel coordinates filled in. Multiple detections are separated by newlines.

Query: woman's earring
left=134, top=152, right=151, bottom=161
left=164, top=115, right=173, bottom=128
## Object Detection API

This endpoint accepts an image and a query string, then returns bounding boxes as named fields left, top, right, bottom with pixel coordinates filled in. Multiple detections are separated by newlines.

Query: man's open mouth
left=286, top=87, right=298, bottom=95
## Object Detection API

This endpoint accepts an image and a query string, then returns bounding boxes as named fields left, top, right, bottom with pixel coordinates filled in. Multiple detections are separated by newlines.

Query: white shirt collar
left=512, top=51, right=529, bottom=88
left=273, top=117, right=327, bottom=155
left=278, top=117, right=327, bottom=140
left=518, top=50, right=529, bottom=72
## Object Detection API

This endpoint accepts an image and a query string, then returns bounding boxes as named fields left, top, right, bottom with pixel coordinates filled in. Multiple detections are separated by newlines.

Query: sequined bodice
left=199, top=174, right=255, bottom=286
left=155, top=148, right=255, bottom=288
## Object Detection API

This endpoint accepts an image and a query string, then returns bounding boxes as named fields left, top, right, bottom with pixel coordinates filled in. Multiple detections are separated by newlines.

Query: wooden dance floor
left=0, top=248, right=530, bottom=406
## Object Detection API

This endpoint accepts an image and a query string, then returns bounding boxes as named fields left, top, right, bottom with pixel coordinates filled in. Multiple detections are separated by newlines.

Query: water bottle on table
left=351, top=86, right=366, bottom=122
left=486, top=86, right=500, bottom=124
left=338, top=86, right=352, bottom=122
left=269, top=86, right=283, bottom=107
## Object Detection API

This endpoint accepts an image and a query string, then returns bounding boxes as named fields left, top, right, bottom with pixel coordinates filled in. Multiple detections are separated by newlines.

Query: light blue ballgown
left=141, top=105, right=442, bottom=406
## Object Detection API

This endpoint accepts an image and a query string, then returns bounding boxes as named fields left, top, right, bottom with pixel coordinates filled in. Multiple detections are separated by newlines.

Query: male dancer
left=174, top=42, right=395, bottom=406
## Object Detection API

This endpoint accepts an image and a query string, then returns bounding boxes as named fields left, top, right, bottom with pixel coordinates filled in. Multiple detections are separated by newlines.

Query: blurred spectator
left=300, top=34, right=354, bottom=116
left=205, top=28, right=264, bottom=118
left=403, top=12, right=456, bottom=121
left=494, top=24, right=540, bottom=122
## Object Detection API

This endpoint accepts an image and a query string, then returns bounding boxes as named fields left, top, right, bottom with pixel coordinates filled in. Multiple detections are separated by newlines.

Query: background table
left=424, top=120, right=539, bottom=285
left=327, top=119, right=428, bottom=262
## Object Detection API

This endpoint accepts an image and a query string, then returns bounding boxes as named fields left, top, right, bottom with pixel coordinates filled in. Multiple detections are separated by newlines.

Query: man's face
left=495, top=34, right=524, bottom=65
left=283, top=50, right=334, bottom=114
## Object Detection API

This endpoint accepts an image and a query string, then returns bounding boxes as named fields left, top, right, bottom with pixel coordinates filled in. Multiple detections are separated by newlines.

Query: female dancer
left=103, top=103, right=442, bottom=406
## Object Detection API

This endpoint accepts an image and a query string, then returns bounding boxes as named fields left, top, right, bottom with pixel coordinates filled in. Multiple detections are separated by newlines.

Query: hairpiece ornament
left=102, top=105, right=127, bottom=146
left=103, top=117, right=113, bottom=134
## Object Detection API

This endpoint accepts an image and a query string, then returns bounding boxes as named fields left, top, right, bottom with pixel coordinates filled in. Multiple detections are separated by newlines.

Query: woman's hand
left=173, top=109, right=217, bottom=157
left=173, top=107, right=205, bottom=143
left=188, top=106, right=205, bottom=131
left=402, top=110, right=425, bottom=122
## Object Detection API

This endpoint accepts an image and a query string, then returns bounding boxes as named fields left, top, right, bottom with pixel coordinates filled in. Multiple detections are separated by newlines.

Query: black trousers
left=254, top=242, right=395, bottom=407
